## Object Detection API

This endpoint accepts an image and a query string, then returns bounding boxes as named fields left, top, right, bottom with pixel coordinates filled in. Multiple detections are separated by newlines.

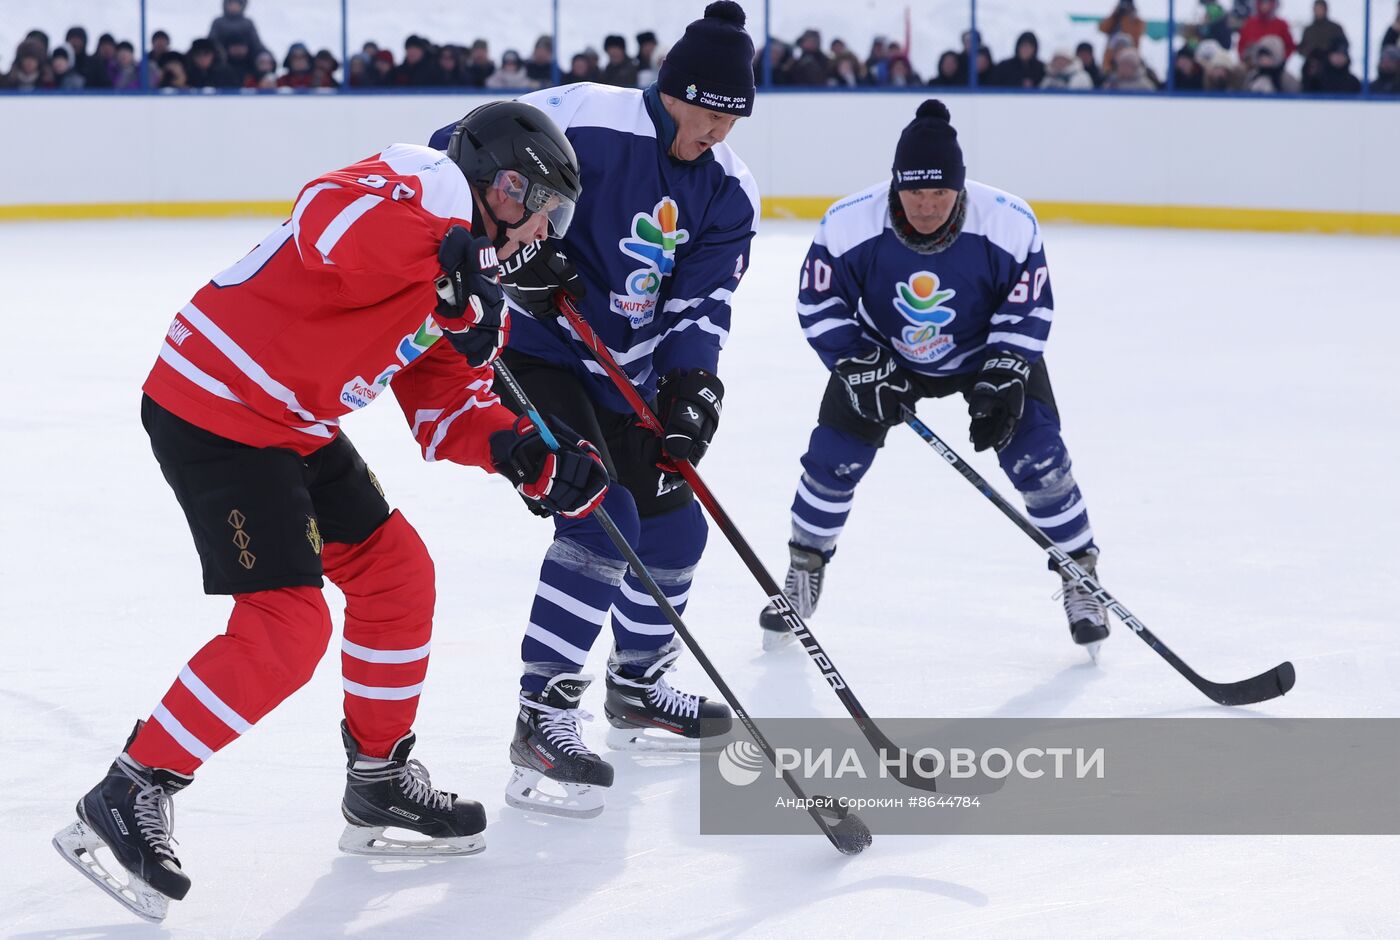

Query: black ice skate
left=759, top=542, right=829, bottom=650
left=506, top=673, right=614, bottom=818
left=339, top=721, right=486, bottom=857
left=1058, top=551, right=1111, bottom=660
left=604, top=645, right=732, bottom=752
left=52, top=720, right=193, bottom=923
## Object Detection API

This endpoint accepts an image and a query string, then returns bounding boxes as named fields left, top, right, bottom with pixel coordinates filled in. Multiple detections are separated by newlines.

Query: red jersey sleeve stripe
left=290, top=182, right=340, bottom=260
left=315, top=193, right=383, bottom=264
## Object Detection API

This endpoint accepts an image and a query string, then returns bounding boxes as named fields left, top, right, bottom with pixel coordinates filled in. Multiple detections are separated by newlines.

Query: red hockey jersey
left=143, top=143, right=515, bottom=468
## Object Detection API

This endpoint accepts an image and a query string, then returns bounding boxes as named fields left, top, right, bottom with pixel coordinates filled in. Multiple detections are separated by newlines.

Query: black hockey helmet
left=447, top=100, right=582, bottom=242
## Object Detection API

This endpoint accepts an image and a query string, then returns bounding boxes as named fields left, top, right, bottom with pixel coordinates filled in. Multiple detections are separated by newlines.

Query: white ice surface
left=1, top=219, right=1397, bottom=938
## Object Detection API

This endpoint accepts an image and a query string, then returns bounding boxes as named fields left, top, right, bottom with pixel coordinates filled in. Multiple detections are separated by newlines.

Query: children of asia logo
left=891, top=272, right=958, bottom=363
left=612, top=197, right=689, bottom=328
left=340, top=316, right=442, bottom=410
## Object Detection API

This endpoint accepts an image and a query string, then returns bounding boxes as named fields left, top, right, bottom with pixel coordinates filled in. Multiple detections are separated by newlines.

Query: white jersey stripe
left=177, top=666, right=252, bottom=734
left=342, top=679, right=424, bottom=701
left=792, top=515, right=844, bottom=538
left=341, top=638, right=432, bottom=664
left=315, top=194, right=381, bottom=263
left=1028, top=498, right=1086, bottom=529
left=610, top=606, right=674, bottom=637
left=151, top=704, right=215, bottom=761
left=424, top=385, right=494, bottom=461
left=158, top=344, right=242, bottom=403
left=986, top=331, right=1047, bottom=353
left=525, top=622, right=590, bottom=665
left=617, top=580, right=689, bottom=608
left=290, top=182, right=339, bottom=257
left=802, top=318, right=859, bottom=340
left=797, top=297, right=846, bottom=317
left=1055, top=528, right=1096, bottom=554
left=535, top=582, right=609, bottom=625
left=797, top=479, right=853, bottom=513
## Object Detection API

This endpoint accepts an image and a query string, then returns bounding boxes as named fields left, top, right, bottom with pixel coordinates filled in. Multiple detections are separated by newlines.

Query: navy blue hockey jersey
left=432, top=83, right=759, bottom=412
left=797, top=180, right=1053, bottom=376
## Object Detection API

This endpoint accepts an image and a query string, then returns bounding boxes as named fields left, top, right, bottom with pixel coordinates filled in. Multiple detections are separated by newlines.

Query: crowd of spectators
left=4, top=0, right=1399, bottom=96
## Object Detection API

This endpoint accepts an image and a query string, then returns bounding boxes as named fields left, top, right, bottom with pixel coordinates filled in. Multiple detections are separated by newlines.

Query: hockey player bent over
left=759, top=100, right=1109, bottom=658
left=53, top=105, right=608, bottom=922
left=428, top=1, right=759, bottom=817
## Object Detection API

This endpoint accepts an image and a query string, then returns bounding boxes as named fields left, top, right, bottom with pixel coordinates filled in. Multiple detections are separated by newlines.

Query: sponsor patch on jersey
left=890, top=271, right=959, bottom=364
left=612, top=197, right=689, bottom=328
left=340, top=317, right=442, bottom=411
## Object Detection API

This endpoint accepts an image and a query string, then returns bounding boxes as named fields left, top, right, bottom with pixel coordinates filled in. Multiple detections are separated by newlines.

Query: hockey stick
left=900, top=406, right=1296, bottom=707
left=490, top=356, right=871, bottom=855
left=553, top=296, right=954, bottom=793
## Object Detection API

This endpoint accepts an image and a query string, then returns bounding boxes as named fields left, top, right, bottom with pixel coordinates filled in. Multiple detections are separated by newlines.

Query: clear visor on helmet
left=492, top=169, right=576, bottom=238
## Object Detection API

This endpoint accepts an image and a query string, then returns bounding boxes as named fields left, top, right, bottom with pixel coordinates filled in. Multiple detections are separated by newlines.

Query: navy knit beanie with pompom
left=658, top=2, right=756, bottom=116
left=893, top=99, right=966, bottom=191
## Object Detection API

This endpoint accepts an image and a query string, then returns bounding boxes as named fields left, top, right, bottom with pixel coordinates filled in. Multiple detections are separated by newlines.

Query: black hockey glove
left=433, top=225, right=508, bottom=368
left=490, top=415, right=610, bottom=518
left=497, top=239, right=587, bottom=319
left=655, top=368, right=724, bottom=465
left=966, top=350, right=1031, bottom=452
left=834, top=347, right=917, bottom=427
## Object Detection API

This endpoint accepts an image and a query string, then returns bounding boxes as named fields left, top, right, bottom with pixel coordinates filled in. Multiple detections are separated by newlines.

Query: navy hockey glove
left=433, top=225, right=508, bottom=368
left=966, top=350, right=1031, bottom=452
left=490, top=415, right=609, bottom=518
left=835, top=347, right=917, bottom=427
left=498, top=239, right=586, bottom=319
left=655, top=368, right=724, bottom=465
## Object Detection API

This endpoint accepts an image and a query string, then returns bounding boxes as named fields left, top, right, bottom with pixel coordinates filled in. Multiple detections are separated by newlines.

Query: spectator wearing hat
left=1244, top=33, right=1299, bottom=91
left=636, top=30, right=659, bottom=73
left=187, top=38, right=238, bottom=88
left=525, top=35, right=554, bottom=85
left=1239, top=0, right=1295, bottom=63
left=367, top=50, right=394, bottom=86
left=1041, top=47, right=1093, bottom=89
left=111, top=41, right=140, bottom=90
left=144, top=31, right=171, bottom=86
left=1099, top=1, right=1145, bottom=71
left=3, top=42, right=45, bottom=91
left=244, top=49, right=277, bottom=88
left=1196, top=40, right=1245, bottom=89
left=886, top=55, right=922, bottom=86
left=602, top=35, right=638, bottom=87
left=756, top=38, right=793, bottom=85
left=314, top=49, right=340, bottom=87
left=24, top=29, right=50, bottom=57
left=82, top=33, right=116, bottom=88
left=486, top=49, right=532, bottom=89
left=990, top=30, right=1046, bottom=88
left=1173, top=45, right=1206, bottom=89
left=790, top=28, right=832, bottom=85
left=209, top=0, right=266, bottom=58
left=396, top=36, right=436, bottom=86
left=1104, top=47, right=1156, bottom=89
left=1298, top=1, right=1345, bottom=59
left=1384, top=1, right=1400, bottom=49
left=1302, top=37, right=1359, bottom=92
left=433, top=45, right=464, bottom=85
left=562, top=52, right=593, bottom=83
left=49, top=47, right=86, bottom=90
left=223, top=38, right=256, bottom=85
left=1371, top=45, right=1400, bottom=93
left=1195, top=2, right=1234, bottom=49
left=159, top=55, right=188, bottom=91
left=829, top=51, right=867, bottom=87
left=278, top=42, right=317, bottom=89
left=62, top=27, right=89, bottom=78
left=929, top=50, right=964, bottom=86
left=1075, top=41, right=1104, bottom=86
left=465, top=40, right=495, bottom=86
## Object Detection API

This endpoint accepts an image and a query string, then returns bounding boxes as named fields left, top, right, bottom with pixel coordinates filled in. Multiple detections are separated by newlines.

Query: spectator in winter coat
left=223, top=38, right=256, bottom=86
left=369, top=50, right=394, bottom=86
left=111, top=41, right=140, bottom=90
left=1076, top=41, right=1104, bottom=86
left=601, top=35, right=639, bottom=87
left=434, top=45, right=463, bottom=85
left=1382, top=2, right=1400, bottom=52
left=244, top=49, right=277, bottom=87
left=83, top=33, right=116, bottom=89
left=49, top=48, right=86, bottom=89
left=886, top=56, right=922, bottom=86
left=187, top=38, right=238, bottom=88
left=973, top=46, right=994, bottom=85
left=990, top=31, right=1046, bottom=87
left=1370, top=44, right=1400, bottom=93
left=314, top=49, right=340, bottom=87
left=143, top=31, right=171, bottom=87
left=159, top=56, right=188, bottom=90
left=1197, top=40, right=1245, bottom=89
left=1041, top=47, right=1094, bottom=89
left=1173, top=45, right=1206, bottom=89
left=758, top=39, right=794, bottom=84
left=278, top=43, right=319, bottom=89
left=562, top=53, right=593, bottom=84
left=1239, top=0, right=1295, bottom=62
left=395, top=36, right=436, bottom=86
left=929, top=50, right=965, bottom=86
left=1104, top=47, right=1156, bottom=89
left=829, top=51, right=867, bottom=86
left=1244, top=34, right=1300, bottom=91
left=636, top=31, right=659, bottom=73
left=1298, top=1, right=1345, bottom=59
left=525, top=35, right=554, bottom=85
left=486, top=49, right=534, bottom=89
left=866, top=36, right=890, bottom=82
left=790, top=29, right=833, bottom=85
left=1302, top=38, right=1359, bottom=92
left=347, top=53, right=370, bottom=87
left=24, top=29, right=50, bottom=57
left=209, top=0, right=265, bottom=58
left=464, top=40, right=495, bottom=86
left=1196, top=2, right=1234, bottom=49
left=62, top=27, right=89, bottom=78
left=1099, top=0, right=1146, bottom=70
left=3, top=44, right=45, bottom=90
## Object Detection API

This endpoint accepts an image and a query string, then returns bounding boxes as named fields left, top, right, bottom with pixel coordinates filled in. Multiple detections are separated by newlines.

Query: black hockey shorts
left=141, top=395, right=391, bottom=595
left=817, top=356, right=1061, bottom=448
left=494, top=351, right=695, bottom=518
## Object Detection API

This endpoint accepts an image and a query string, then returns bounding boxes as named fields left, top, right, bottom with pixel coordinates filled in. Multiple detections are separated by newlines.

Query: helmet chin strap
left=471, top=180, right=538, bottom=251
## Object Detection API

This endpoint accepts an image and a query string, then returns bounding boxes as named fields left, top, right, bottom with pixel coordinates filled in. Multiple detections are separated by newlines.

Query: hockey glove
left=498, top=239, right=586, bottom=319
left=834, top=347, right=917, bottom=427
left=490, top=415, right=609, bottom=518
left=655, top=368, right=724, bottom=465
left=433, top=225, right=509, bottom=368
left=966, top=350, right=1031, bottom=452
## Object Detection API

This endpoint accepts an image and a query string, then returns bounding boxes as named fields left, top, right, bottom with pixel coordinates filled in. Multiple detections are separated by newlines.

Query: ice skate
left=52, top=720, right=192, bottom=923
left=339, top=721, right=486, bottom=857
left=1058, top=551, right=1110, bottom=661
left=604, top=644, right=732, bottom=752
left=759, top=542, right=829, bottom=650
left=506, top=673, right=614, bottom=818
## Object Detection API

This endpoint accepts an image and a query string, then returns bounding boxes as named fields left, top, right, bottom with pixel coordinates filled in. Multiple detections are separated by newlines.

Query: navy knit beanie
left=893, top=100, right=966, bottom=191
left=658, top=1, right=756, bottom=117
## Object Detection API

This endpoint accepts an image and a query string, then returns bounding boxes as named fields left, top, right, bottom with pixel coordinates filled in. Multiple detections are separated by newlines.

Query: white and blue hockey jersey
left=433, top=83, right=759, bottom=412
left=797, top=180, right=1053, bottom=376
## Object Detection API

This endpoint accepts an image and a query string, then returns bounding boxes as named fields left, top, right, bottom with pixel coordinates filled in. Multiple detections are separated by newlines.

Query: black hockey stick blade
left=811, top=797, right=872, bottom=856
left=1197, top=660, right=1296, bottom=707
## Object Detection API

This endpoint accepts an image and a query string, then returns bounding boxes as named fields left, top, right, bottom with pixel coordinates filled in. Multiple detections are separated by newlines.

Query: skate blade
left=1083, top=640, right=1103, bottom=663
left=605, top=725, right=702, bottom=753
left=504, top=767, right=606, bottom=819
left=53, top=819, right=171, bottom=923
left=338, top=824, right=485, bottom=858
left=761, top=628, right=796, bottom=652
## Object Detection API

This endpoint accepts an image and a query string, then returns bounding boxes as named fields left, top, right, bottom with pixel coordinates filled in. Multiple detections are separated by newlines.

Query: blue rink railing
left=3, top=0, right=1398, bottom=101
